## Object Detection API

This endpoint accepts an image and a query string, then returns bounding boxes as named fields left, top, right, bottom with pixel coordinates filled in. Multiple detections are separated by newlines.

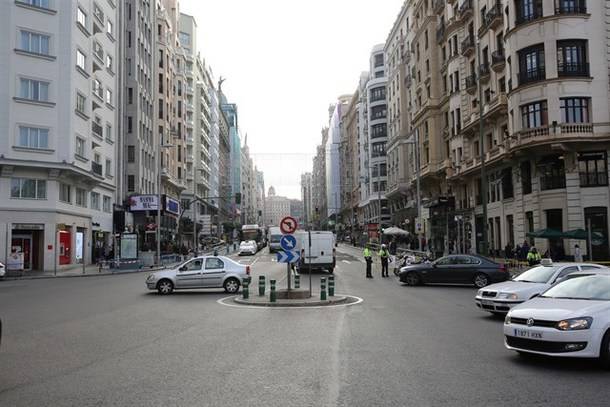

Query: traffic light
left=234, top=192, right=241, bottom=205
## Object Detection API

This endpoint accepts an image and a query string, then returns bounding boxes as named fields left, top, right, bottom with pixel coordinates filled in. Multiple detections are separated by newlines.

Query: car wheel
left=404, top=272, right=421, bottom=286
left=473, top=273, right=490, bottom=288
left=157, top=279, right=174, bottom=295
left=224, top=278, right=240, bottom=294
left=599, top=329, right=610, bottom=369
left=328, top=267, right=334, bottom=274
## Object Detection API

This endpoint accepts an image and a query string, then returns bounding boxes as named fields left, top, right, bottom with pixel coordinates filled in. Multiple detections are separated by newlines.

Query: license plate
left=513, top=328, right=543, bottom=339
left=482, top=300, right=494, bottom=306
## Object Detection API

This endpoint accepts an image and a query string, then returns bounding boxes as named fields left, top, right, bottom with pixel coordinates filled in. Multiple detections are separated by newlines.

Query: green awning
left=525, top=228, right=565, bottom=239
left=563, top=229, right=604, bottom=240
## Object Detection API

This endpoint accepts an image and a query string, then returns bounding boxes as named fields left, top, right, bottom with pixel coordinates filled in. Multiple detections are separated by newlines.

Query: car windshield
left=270, top=235, right=281, bottom=243
left=541, top=275, right=610, bottom=300
left=513, top=266, right=560, bottom=283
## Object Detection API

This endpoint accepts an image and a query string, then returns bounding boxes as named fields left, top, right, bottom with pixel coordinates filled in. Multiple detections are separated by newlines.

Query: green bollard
left=320, top=277, right=327, bottom=301
left=328, top=275, right=335, bottom=297
left=242, top=280, right=249, bottom=299
left=294, top=274, right=300, bottom=289
left=270, top=279, right=277, bottom=303
left=258, top=275, right=266, bottom=296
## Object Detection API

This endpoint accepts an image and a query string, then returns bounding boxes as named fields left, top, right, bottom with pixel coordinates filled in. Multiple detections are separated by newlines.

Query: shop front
left=10, top=223, right=44, bottom=271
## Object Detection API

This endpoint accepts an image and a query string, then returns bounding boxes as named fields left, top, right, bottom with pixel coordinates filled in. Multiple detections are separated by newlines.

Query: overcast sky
left=181, top=0, right=404, bottom=199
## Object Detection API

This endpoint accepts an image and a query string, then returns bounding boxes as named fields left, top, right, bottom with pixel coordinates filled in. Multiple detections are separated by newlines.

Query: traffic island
left=233, top=293, right=350, bottom=307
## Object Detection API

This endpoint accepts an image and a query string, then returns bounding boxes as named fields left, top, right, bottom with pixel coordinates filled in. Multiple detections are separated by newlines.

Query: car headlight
left=146, top=274, right=156, bottom=282
left=477, top=290, right=483, bottom=296
left=504, top=314, right=511, bottom=325
left=497, top=293, right=518, bottom=300
left=556, top=317, right=593, bottom=331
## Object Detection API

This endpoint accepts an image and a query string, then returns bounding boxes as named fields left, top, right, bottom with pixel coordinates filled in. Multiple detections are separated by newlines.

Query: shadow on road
left=505, top=352, right=609, bottom=373
left=142, top=290, right=230, bottom=297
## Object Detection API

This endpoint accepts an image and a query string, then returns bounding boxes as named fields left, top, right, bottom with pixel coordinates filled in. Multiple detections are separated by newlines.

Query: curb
left=233, top=295, right=348, bottom=307
left=1, top=266, right=165, bottom=281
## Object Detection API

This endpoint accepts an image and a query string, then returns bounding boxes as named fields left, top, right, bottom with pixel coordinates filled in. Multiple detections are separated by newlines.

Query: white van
left=268, top=227, right=282, bottom=253
left=295, top=231, right=336, bottom=273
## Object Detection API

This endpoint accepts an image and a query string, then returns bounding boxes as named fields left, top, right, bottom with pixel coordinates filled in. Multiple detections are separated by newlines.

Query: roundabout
left=216, top=294, right=364, bottom=309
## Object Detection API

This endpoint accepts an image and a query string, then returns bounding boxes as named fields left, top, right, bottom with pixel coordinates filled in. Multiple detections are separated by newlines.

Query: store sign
left=164, top=197, right=180, bottom=216
left=13, top=224, right=44, bottom=230
left=129, top=195, right=159, bottom=211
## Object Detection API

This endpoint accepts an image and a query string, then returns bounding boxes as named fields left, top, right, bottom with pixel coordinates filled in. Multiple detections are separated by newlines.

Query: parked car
left=504, top=274, right=610, bottom=367
left=294, top=231, right=336, bottom=273
left=146, top=256, right=250, bottom=294
left=398, top=254, right=509, bottom=288
left=239, top=240, right=257, bottom=256
left=268, top=227, right=282, bottom=253
left=0, top=261, right=5, bottom=278
left=475, top=261, right=608, bottom=314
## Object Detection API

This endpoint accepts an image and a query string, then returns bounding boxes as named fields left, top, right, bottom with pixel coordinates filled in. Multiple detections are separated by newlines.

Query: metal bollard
left=294, top=274, right=300, bottom=289
left=258, top=275, right=266, bottom=296
left=320, top=277, right=327, bottom=301
left=270, top=279, right=277, bottom=302
left=328, top=275, right=335, bottom=297
left=242, top=279, right=250, bottom=299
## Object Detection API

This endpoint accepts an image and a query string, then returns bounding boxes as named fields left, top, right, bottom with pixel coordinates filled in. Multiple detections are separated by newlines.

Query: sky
left=181, top=0, right=404, bottom=199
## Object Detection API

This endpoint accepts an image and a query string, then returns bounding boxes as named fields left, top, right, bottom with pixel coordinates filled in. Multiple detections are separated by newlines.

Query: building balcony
left=458, top=0, right=472, bottom=20
left=491, top=50, right=505, bottom=72
left=555, top=1, right=587, bottom=15
left=461, top=35, right=475, bottom=56
left=558, top=62, right=590, bottom=78
left=510, top=123, right=597, bottom=151
left=478, top=2, right=503, bottom=37
left=465, top=73, right=477, bottom=94
left=91, top=161, right=103, bottom=177
left=517, top=68, right=546, bottom=87
left=92, top=121, right=103, bottom=139
left=433, top=0, right=445, bottom=14
left=479, top=63, right=491, bottom=83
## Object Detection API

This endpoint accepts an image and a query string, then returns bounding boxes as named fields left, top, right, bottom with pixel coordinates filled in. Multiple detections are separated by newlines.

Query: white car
left=239, top=240, right=257, bottom=256
left=0, top=261, right=5, bottom=278
left=504, top=274, right=610, bottom=366
left=146, top=256, right=250, bottom=294
left=475, top=261, right=607, bottom=314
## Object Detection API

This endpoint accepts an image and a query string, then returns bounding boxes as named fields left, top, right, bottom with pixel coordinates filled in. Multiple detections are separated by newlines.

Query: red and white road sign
left=280, top=216, right=298, bottom=234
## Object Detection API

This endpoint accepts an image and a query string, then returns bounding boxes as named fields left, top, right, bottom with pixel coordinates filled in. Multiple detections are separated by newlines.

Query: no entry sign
left=280, top=216, right=298, bottom=234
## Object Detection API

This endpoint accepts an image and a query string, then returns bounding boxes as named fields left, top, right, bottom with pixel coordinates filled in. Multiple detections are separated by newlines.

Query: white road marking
left=216, top=295, right=364, bottom=310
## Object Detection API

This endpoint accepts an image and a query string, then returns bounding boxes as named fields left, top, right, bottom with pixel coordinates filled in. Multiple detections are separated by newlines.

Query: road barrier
left=294, top=274, right=300, bottom=289
left=270, top=279, right=277, bottom=302
left=320, top=277, right=327, bottom=301
left=258, top=276, right=266, bottom=296
left=328, top=275, right=335, bottom=297
left=242, top=279, right=249, bottom=299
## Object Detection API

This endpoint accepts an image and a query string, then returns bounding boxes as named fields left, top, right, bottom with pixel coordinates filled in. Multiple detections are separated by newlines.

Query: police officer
left=363, top=244, right=373, bottom=278
left=378, top=244, right=390, bottom=277
left=527, top=247, right=541, bottom=266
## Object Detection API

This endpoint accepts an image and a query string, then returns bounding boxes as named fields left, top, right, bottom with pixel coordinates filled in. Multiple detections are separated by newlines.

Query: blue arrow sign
left=280, top=235, right=297, bottom=251
left=276, top=250, right=300, bottom=264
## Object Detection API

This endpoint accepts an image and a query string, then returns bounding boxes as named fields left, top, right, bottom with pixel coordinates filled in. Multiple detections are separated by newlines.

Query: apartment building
left=312, top=128, right=328, bottom=223
left=264, top=186, right=291, bottom=227
left=0, top=0, right=119, bottom=271
left=326, top=96, right=350, bottom=219
left=217, top=91, right=232, bottom=228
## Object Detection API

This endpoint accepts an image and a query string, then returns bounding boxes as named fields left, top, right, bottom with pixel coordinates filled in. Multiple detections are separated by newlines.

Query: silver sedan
left=146, top=256, right=250, bottom=295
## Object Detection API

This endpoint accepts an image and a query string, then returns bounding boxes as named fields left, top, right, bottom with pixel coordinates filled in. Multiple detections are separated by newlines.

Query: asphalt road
left=1, top=244, right=609, bottom=406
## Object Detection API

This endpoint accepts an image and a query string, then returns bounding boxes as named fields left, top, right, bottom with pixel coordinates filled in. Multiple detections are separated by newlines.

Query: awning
left=525, top=228, right=565, bottom=239
left=382, top=227, right=410, bottom=236
left=563, top=229, right=604, bottom=240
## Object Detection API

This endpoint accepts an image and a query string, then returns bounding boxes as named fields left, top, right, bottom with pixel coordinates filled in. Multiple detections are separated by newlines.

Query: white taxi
left=504, top=274, right=610, bottom=367
left=475, top=260, right=607, bottom=314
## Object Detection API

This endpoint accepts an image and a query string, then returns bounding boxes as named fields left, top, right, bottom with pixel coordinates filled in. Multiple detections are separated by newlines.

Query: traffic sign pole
left=279, top=216, right=299, bottom=292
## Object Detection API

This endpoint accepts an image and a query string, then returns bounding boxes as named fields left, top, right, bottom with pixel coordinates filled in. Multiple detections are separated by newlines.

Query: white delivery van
left=294, top=231, right=336, bottom=273
left=268, top=227, right=282, bottom=253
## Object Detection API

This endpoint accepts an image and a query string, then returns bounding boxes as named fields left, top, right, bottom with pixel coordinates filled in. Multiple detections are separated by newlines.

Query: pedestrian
left=504, top=242, right=513, bottom=259
left=363, top=244, right=373, bottom=279
left=520, top=240, right=530, bottom=261
left=378, top=244, right=390, bottom=277
left=574, top=244, right=583, bottom=262
left=527, top=247, right=541, bottom=266
left=389, top=239, right=397, bottom=256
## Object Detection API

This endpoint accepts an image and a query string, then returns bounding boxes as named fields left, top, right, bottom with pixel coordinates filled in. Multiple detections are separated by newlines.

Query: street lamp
left=156, top=131, right=174, bottom=266
left=476, top=39, right=489, bottom=256
left=404, top=130, right=422, bottom=251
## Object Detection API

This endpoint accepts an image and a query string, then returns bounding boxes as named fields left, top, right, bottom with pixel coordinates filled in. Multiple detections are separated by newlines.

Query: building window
left=10, top=178, right=46, bottom=199
left=502, top=168, right=514, bottom=199
left=127, top=175, right=135, bottom=192
left=518, top=44, right=545, bottom=85
left=106, top=20, right=114, bottom=36
left=521, top=100, right=547, bottom=129
left=539, top=155, right=566, bottom=191
left=18, top=126, right=49, bottom=149
left=76, top=92, right=86, bottom=114
left=22, top=0, right=50, bottom=8
left=103, top=195, right=112, bottom=213
left=515, top=0, right=543, bottom=25
left=560, top=97, right=590, bottom=123
left=127, top=145, right=135, bottom=162
left=521, top=161, right=532, bottom=194
left=19, top=30, right=50, bottom=55
left=76, top=49, right=86, bottom=70
left=371, top=105, right=387, bottom=120
left=75, top=136, right=85, bottom=157
left=105, top=123, right=112, bottom=141
left=179, top=31, right=191, bottom=47
left=105, top=88, right=112, bottom=105
left=91, top=192, right=100, bottom=210
left=93, top=78, right=103, bottom=99
left=370, top=87, right=386, bottom=102
left=579, top=152, right=608, bottom=187
left=105, top=54, right=113, bottom=71
left=19, top=78, right=49, bottom=102
left=77, top=7, right=87, bottom=28
left=557, top=40, right=588, bottom=77
left=105, top=159, right=112, bottom=177
left=75, top=188, right=87, bottom=207
left=93, top=41, right=103, bottom=61
left=374, top=53, right=384, bottom=68
left=128, top=88, right=133, bottom=104
left=59, top=183, right=71, bottom=203
left=555, top=0, right=587, bottom=14
left=526, top=211, right=535, bottom=244
left=371, top=142, right=386, bottom=158
left=127, top=116, right=132, bottom=133
left=93, top=3, right=104, bottom=22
